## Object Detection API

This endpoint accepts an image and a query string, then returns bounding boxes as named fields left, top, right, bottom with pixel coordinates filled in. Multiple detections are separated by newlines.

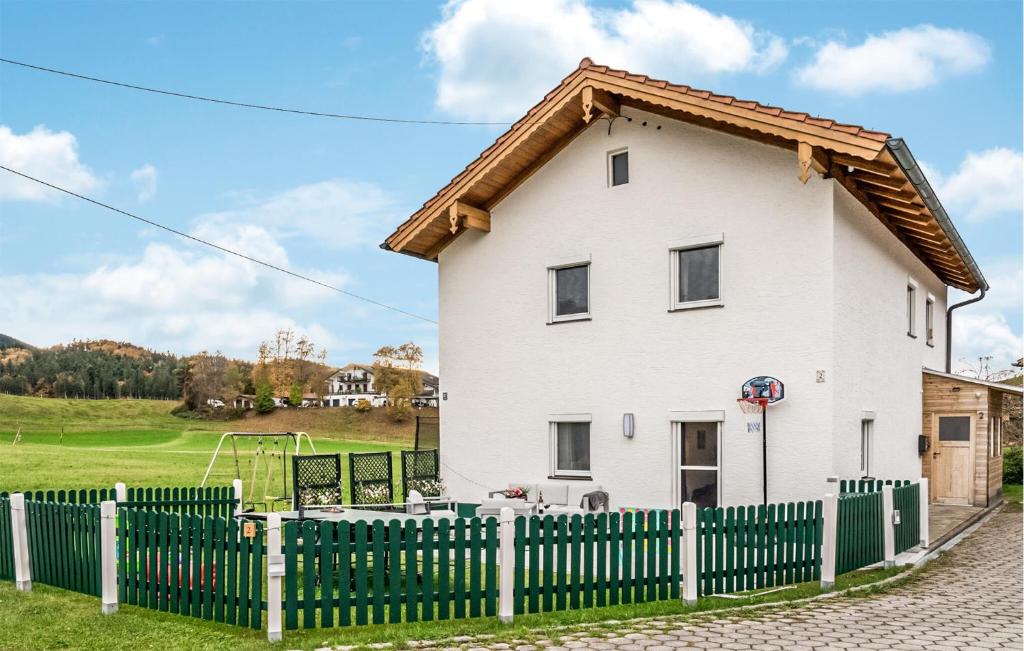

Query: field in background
left=0, top=394, right=434, bottom=493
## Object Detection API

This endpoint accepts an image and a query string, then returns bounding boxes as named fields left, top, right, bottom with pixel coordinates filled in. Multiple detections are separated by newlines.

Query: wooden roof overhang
left=383, top=59, right=985, bottom=293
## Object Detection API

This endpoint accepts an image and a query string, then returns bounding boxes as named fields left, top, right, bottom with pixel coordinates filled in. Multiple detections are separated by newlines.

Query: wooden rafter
left=448, top=201, right=491, bottom=235
left=581, top=86, right=620, bottom=124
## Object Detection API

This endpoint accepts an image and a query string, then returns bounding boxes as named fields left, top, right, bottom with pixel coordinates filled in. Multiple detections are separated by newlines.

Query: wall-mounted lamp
left=623, top=413, right=636, bottom=438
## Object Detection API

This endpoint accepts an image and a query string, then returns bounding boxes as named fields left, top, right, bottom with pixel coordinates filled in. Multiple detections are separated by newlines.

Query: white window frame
left=907, top=278, right=918, bottom=338
left=995, top=418, right=1003, bottom=457
left=548, top=258, right=591, bottom=323
left=925, top=294, right=935, bottom=347
left=608, top=147, right=629, bottom=187
left=669, top=233, right=724, bottom=311
left=549, top=414, right=592, bottom=478
left=670, top=411, right=724, bottom=508
left=860, top=417, right=874, bottom=476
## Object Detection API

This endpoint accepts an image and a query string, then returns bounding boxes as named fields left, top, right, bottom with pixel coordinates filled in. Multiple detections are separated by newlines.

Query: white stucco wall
left=831, top=187, right=947, bottom=483
left=436, top=106, right=944, bottom=510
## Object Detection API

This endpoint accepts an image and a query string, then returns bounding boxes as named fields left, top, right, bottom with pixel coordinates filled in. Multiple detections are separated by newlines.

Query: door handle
left=933, top=452, right=940, bottom=458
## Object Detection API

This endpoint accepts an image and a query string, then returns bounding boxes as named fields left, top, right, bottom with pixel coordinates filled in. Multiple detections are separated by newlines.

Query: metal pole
left=762, top=405, right=768, bottom=508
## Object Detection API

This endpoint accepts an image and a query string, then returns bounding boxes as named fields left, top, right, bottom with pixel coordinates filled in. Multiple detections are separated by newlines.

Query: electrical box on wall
left=918, top=435, right=930, bottom=455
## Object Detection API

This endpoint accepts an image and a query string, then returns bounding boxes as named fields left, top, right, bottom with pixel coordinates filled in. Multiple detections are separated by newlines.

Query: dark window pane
left=681, top=422, right=717, bottom=467
left=938, top=416, right=971, bottom=442
left=678, top=246, right=719, bottom=302
left=611, top=152, right=628, bottom=186
left=556, top=422, right=590, bottom=471
left=555, top=265, right=589, bottom=316
left=681, top=469, right=717, bottom=509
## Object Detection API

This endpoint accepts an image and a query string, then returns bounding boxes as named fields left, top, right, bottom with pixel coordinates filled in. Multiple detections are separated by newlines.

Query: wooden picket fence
left=24, top=500, right=102, bottom=596
left=835, top=491, right=884, bottom=574
left=892, top=483, right=921, bottom=555
left=282, top=515, right=499, bottom=629
left=118, top=508, right=265, bottom=629
left=118, top=486, right=237, bottom=519
left=696, top=501, right=822, bottom=596
left=514, top=511, right=680, bottom=614
left=838, top=479, right=911, bottom=494
left=0, top=497, right=13, bottom=581
left=1, top=488, right=115, bottom=504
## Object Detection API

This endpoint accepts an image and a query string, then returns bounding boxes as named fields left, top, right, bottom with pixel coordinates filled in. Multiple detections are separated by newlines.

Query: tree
left=255, top=380, right=276, bottom=413
left=372, top=342, right=424, bottom=401
left=252, top=329, right=329, bottom=397
left=180, top=351, right=228, bottom=410
left=289, top=383, right=303, bottom=407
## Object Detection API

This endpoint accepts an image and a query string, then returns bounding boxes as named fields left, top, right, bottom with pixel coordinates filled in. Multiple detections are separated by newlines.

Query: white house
left=323, top=364, right=439, bottom=408
left=383, top=60, right=988, bottom=510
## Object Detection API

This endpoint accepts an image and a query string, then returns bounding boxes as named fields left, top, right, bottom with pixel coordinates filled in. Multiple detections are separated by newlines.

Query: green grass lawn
left=1003, top=484, right=1022, bottom=503
left=0, top=567, right=903, bottom=651
left=0, top=394, right=414, bottom=496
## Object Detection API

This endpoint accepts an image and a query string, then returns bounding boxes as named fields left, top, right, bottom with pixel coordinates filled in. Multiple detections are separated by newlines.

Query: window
left=906, top=282, right=917, bottom=337
left=678, top=421, right=720, bottom=509
left=548, top=262, right=590, bottom=322
left=860, top=419, right=873, bottom=477
left=609, top=150, right=628, bottom=186
left=938, top=416, right=971, bottom=442
left=995, top=419, right=1003, bottom=457
left=670, top=234, right=723, bottom=310
left=550, top=421, right=591, bottom=476
left=925, top=295, right=935, bottom=346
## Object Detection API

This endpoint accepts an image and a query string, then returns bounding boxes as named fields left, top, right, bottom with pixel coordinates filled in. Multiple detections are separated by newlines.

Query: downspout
left=885, top=138, right=990, bottom=373
left=946, top=289, right=986, bottom=373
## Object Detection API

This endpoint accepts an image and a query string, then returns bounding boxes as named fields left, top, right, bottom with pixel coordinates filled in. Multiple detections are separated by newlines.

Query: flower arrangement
left=355, top=481, right=392, bottom=504
left=408, top=478, right=446, bottom=497
left=502, top=486, right=529, bottom=499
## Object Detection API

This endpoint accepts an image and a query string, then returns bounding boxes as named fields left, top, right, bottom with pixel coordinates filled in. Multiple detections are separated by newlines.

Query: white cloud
left=925, top=149, right=1023, bottom=222
left=130, top=164, right=159, bottom=202
left=0, top=177, right=401, bottom=358
left=951, top=313, right=1023, bottom=375
left=795, top=25, right=990, bottom=95
left=950, top=257, right=1024, bottom=374
left=198, top=179, right=397, bottom=249
left=0, top=125, right=101, bottom=201
left=0, top=223, right=350, bottom=359
left=423, top=0, right=787, bottom=121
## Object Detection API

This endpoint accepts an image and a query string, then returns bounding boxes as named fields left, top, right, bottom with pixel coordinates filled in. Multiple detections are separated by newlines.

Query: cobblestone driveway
left=464, top=507, right=1023, bottom=651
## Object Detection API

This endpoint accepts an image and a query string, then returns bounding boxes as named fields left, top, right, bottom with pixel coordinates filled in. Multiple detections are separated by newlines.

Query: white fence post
left=681, top=502, right=697, bottom=605
left=882, top=484, right=895, bottom=568
left=100, top=500, right=118, bottom=614
left=114, top=482, right=127, bottom=504
left=820, top=493, right=838, bottom=590
left=10, top=493, right=31, bottom=592
left=266, top=513, right=284, bottom=643
left=918, top=478, right=929, bottom=548
left=233, top=479, right=243, bottom=518
left=498, top=507, right=515, bottom=623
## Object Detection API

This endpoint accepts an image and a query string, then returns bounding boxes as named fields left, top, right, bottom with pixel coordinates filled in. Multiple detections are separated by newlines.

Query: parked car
left=206, top=398, right=225, bottom=408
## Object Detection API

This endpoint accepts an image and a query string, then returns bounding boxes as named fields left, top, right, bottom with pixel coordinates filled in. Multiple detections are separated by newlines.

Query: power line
left=0, top=57, right=513, bottom=126
left=0, top=165, right=439, bottom=325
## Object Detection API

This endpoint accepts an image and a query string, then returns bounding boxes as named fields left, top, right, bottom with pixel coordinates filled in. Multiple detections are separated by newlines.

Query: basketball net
left=737, top=397, right=767, bottom=435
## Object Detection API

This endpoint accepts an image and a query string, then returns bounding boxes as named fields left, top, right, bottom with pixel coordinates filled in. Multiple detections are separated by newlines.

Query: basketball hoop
left=737, top=397, right=767, bottom=434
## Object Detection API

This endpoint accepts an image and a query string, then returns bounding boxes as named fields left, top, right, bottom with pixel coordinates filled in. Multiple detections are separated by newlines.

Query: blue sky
left=1, top=0, right=1021, bottom=374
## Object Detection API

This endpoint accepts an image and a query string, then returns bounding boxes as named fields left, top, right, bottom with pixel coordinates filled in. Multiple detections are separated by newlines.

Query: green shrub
left=1003, top=446, right=1022, bottom=485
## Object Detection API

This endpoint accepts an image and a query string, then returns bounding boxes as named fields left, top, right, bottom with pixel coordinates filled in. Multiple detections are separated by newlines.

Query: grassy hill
left=0, top=394, right=436, bottom=492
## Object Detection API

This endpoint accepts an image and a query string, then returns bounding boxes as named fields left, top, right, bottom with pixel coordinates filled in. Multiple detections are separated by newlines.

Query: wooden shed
left=921, top=369, right=1023, bottom=506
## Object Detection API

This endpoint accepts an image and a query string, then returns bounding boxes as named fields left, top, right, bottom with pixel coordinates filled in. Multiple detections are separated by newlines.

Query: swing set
left=200, top=431, right=317, bottom=512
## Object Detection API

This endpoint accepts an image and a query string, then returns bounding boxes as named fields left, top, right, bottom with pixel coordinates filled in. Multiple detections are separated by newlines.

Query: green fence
left=24, top=500, right=102, bottom=596
left=119, top=486, right=237, bottom=519
left=0, top=497, right=13, bottom=581
left=892, top=483, right=921, bottom=555
left=1, top=489, right=115, bottom=503
left=118, top=508, right=265, bottom=629
left=514, top=511, right=680, bottom=614
left=696, top=501, right=822, bottom=596
left=282, top=515, right=498, bottom=629
left=835, top=491, right=884, bottom=574
left=838, top=479, right=911, bottom=494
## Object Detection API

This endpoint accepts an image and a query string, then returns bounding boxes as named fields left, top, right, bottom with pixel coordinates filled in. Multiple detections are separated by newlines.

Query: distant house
left=233, top=394, right=255, bottom=410
left=323, top=364, right=439, bottom=408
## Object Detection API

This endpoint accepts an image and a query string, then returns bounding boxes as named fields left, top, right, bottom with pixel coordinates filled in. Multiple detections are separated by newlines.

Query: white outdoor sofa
left=476, top=481, right=607, bottom=518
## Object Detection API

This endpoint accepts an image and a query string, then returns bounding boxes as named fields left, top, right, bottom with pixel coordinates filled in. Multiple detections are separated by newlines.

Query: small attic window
left=610, top=150, right=628, bottom=186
